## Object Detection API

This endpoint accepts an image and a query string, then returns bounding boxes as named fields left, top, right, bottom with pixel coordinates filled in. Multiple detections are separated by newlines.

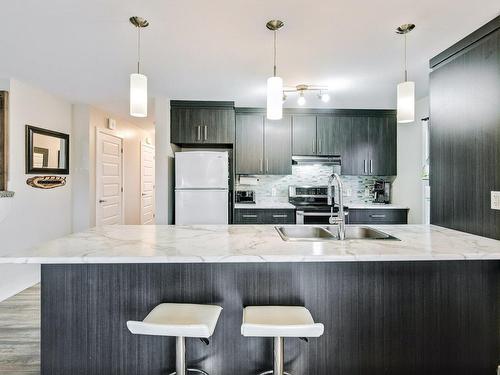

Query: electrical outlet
left=344, top=188, right=352, bottom=197
left=491, top=191, right=500, bottom=210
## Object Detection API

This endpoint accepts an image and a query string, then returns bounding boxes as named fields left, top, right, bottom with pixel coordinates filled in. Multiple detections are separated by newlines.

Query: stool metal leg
left=168, top=337, right=210, bottom=375
left=257, top=337, right=292, bottom=375
left=176, top=336, right=186, bottom=375
left=274, top=337, right=284, bottom=375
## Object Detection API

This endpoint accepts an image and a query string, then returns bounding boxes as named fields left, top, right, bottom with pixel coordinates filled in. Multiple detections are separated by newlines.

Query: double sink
left=275, top=225, right=399, bottom=241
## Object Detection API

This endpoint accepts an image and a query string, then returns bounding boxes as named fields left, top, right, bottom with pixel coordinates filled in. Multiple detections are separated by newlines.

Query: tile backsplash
left=236, top=165, right=394, bottom=205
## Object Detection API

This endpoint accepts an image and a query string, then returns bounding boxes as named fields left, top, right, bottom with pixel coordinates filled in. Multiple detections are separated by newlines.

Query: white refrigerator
left=175, top=151, right=229, bottom=225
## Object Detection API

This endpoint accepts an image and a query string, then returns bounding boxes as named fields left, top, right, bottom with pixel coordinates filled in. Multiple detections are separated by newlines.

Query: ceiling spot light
left=319, top=92, right=330, bottom=103
left=297, top=92, right=306, bottom=106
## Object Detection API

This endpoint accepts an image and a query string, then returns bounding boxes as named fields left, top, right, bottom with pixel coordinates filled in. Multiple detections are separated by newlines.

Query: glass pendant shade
left=397, top=81, right=415, bottom=123
left=130, top=73, right=148, bottom=117
left=267, top=76, right=283, bottom=120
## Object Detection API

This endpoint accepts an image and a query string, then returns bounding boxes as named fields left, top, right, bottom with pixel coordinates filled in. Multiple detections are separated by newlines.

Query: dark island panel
left=41, top=262, right=500, bottom=375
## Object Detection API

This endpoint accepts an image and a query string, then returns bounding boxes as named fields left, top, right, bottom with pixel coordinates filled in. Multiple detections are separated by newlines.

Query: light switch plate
left=491, top=191, right=500, bottom=210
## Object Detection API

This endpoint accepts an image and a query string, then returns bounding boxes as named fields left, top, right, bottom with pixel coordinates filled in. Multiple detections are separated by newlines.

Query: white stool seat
left=241, top=306, right=324, bottom=338
left=127, top=303, right=222, bottom=338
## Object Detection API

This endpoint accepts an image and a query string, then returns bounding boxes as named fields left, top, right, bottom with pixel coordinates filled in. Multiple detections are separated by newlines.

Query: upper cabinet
left=292, top=115, right=317, bottom=156
left=235, top=114, right=264, bottom=174
left=236, top=111, right=292, bottom=175
left=292, top=111, right=397, bottom=176
left=172, top=102, right=397, bottom=177
left=345, top=115, right=397, bottom=176
left=170, top=101, right=235, bottom=145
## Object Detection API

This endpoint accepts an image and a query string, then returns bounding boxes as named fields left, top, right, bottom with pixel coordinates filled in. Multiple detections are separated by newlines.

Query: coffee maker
left=373, top=180, right=391, bottom=204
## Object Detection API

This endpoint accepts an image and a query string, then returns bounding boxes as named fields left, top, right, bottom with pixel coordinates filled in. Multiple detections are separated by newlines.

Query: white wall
left=154, top=98, right=178, bottom=224
left=0, top=79, right=73, bottom=301
left=71, top=104, right=91, bottom=232
left=392, top=96, right=429, bottom=224
left=89, top=107, right=154, bottom=226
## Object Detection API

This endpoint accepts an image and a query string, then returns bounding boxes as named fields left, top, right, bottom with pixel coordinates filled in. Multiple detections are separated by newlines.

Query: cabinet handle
left=312, top=139, right=315, bottom=153
left=363, top=160, right=367, bottom=174
left=259, top=159, right=263, bottom=173
left=370, top=214, right=386, bottom=218
left=266, top=159, right=269, bottom=173
left=370, top=159, right=373, bottom=174
left=204, top=125, right=208, bottom=141
left=318, top=139, right=321, bottom=154
left=242, top=214, right=257, bottom=218
left=273, top=214, right=288, bottom=218
left=197, top=126, right=201, bottom=141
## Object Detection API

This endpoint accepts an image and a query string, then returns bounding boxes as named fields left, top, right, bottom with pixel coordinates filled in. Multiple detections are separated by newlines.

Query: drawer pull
left=242, top=214, right=258, bottom=218
left=370, top=214, right=386, bottom=218
left=272, top=214, right=288, bottom=218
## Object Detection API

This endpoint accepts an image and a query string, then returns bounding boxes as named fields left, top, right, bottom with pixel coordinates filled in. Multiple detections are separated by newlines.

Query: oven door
left=296, top=210, right=335, bottom=225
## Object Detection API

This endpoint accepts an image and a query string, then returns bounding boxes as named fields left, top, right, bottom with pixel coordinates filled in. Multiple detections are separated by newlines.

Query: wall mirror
left=26, top=125, right=69, bottom=174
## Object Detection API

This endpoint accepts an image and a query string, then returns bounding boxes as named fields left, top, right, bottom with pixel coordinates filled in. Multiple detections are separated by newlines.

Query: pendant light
left=266, top=20, right=284, bottom=120
left=129, top=17, right=149, bottom=118
left=396, top=23, right=415, bottom=123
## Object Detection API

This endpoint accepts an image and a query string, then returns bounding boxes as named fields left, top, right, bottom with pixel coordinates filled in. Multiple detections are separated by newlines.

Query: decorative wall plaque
left=26, top=176, right=66, bottom=189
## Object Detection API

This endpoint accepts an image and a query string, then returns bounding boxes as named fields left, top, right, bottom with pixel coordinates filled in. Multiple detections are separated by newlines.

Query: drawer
left=347, top=209, right=408, bottom=224
left=264, top=209, right=296, bottom=224
left=234, top=209, right=264, bottom=224
left=234, top=209, right=296, bottom=224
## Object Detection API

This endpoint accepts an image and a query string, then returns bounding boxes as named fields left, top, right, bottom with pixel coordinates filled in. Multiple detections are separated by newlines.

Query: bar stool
left=241, top=306, right=324, bottom=375
left=127, top=303, right=222, bottom=375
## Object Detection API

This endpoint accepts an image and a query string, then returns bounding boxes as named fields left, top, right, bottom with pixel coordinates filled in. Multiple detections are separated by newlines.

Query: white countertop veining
left=347, top=204, right=409, bottom=210
left=1, top=225, right=499, bottom=264
left=234, top=202, right=296, bottom=209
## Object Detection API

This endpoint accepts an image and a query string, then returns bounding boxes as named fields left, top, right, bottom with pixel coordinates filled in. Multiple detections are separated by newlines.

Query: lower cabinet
left=347, top=208, right=409, bottom=224
left=234, top=209, right=296, bottom=224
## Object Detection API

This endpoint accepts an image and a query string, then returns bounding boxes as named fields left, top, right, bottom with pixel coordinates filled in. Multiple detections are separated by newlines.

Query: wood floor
left=0, top=284, right=40, bottom=374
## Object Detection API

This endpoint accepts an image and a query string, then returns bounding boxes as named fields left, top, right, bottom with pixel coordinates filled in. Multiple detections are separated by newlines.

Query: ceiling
left=0, top=0, right=498, bottom=129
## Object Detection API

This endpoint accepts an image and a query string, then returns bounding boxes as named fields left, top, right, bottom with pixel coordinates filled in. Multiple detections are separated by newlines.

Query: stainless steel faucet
left=327, top=173, right=346, bottom=240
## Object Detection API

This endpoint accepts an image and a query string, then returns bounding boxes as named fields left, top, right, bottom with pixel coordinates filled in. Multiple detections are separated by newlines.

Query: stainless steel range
left=289, top=185, right=347, bottom=225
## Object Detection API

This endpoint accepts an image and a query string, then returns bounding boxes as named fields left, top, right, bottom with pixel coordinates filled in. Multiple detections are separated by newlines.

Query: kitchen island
left=2, top=224, right=499, bottom=374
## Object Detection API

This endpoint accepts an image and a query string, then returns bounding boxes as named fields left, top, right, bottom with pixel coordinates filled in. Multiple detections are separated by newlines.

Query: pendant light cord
left=137, top=26, right=141, bottom=74
left=404, top=32, right=408, bottom=82
left=273, top=29, right=277, bottom=77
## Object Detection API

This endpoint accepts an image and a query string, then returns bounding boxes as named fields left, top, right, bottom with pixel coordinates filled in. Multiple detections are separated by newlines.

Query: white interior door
left=96, top=131, right=123, bottom=226
left=141, top=142, right=155, bottom=224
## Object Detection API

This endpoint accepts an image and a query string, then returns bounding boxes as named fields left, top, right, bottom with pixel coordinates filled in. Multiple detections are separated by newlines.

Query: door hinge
left=121, top=187, right=123, bottom=192
left=153, top=214, right=156, bottom=218
left=121, top=148, right=123, bottom=153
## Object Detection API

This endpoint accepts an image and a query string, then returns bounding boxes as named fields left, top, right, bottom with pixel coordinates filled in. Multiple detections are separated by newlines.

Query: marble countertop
left=234, top=202, right=296, bottom=209
left=347, top=204, right=409, bottom=209
left=1, top=225, right=499, bottom=264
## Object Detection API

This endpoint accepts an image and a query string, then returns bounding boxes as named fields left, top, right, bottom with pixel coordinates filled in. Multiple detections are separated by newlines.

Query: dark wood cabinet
left=235, top=114, right=264, bottom=174
left=368, top=116, right=397, bottom=176
left=234, top=208, right=295, bottom=224
left=170, top=101, right=235, bottom=145
left=317, top=116, right=352, bottom=157
left=235, top=111, right=292, bottom=175
left=291, top=112, right=396, bottom=176
left=292, top=115, right=317, bottom=156
left=430, top=18, right=500, bottom=240
left=264, top=116, right=292, bottom=174
left=347, top=208, right=408, bottom=224
left=344, top=115, right=397, bottom=176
